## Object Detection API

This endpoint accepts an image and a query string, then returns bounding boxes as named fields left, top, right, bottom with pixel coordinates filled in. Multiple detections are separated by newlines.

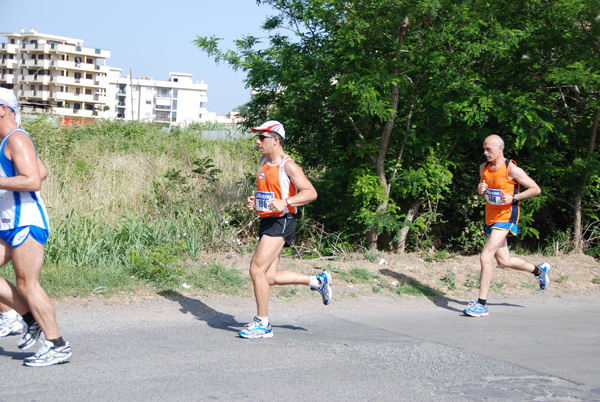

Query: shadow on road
left=378, top=268, right=523, bottom=314
left=0, top=346, right=32, bottom=362
left=159, top=291, right=243, bottom=333
left=159, top=291, right=309, bottom=335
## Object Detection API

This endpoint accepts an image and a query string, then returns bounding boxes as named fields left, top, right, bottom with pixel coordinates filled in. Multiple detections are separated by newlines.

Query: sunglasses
left=257, top=134, right=276, bottom=141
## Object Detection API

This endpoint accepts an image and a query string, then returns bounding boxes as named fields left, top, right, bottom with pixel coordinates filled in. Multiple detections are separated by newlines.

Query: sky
left=3, top=0, right=273, bottom=115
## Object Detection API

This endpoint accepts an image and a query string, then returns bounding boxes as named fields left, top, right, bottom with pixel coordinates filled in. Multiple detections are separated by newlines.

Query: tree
left=195, top=0, right=600, bottom=256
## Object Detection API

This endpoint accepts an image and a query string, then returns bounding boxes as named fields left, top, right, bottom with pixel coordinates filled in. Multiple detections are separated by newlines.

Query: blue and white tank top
left=0, top=128, right=49, bottom=231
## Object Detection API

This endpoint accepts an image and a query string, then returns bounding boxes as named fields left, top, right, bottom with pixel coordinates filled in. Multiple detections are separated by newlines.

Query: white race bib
left=256, top=191, right=275, bottom=212
left=485, top=189, right=502, bottom=205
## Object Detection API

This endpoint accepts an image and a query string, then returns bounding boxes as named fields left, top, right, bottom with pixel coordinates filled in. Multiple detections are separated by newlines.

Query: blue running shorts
left=0, top=225, right=49, bottom=247
left=486, top=222, right=518, bottom=236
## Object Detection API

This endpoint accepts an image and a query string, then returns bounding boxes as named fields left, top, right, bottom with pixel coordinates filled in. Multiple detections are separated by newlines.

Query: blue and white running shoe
left=315, top=270, right=332, bottom=305
left=24, top=340, right=72, bottom=367
left=18, top=322, right=42, bottom=350
left=463, top=301, right=489, bottom=317
left=239, top=317, right=273, bottom=339
left=536, top=263, right=551, bottom=290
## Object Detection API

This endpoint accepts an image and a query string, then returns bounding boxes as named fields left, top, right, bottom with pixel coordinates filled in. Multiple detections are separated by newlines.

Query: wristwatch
left=286, top=198, right=293, bottom=207
left=512, top=195, right=518, bottom=205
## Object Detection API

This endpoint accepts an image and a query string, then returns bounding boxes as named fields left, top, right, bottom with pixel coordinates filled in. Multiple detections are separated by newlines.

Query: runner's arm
left=508, top=164, right=541, bottom=202
left=0, top=132, right=43, bottom=192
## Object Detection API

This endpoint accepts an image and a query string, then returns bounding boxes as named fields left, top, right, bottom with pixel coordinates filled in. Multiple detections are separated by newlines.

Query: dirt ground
left=79, top=251, right=600, bottom=307
left=193, top=251, right=600, bottom=301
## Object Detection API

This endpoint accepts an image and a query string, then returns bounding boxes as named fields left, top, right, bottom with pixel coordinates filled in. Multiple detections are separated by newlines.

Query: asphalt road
left=1, top=293, right=599, bottom=401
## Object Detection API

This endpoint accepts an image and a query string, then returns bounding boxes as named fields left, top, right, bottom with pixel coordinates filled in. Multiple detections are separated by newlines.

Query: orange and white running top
left=482, top=158, right=520, bottom=226
left=255, top=155, right=297, bottom=218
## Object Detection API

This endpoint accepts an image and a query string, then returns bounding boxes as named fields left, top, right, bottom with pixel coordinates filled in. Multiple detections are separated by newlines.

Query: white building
left=0, top=28, right=111, bottom=123
left=1, top=28, right=243, bottom=126
left=105, top=68, right=215, bottom=125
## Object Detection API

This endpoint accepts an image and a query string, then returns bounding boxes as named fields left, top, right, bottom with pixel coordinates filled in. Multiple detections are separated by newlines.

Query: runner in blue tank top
left=0, top=87, right=72, bottom=366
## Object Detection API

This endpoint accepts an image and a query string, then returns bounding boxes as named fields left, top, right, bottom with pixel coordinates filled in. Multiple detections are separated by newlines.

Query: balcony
left=1, top=59, right=17, bottom=68
left=49, top=59, right=109, bottom=74
left=19, top=89, right=51, bottom=101
left=20, top=74, right=52, bottom=85
left=49, top=43, right=111, bottom=59
left=0, top=43, right=17, bottom=53
left=52, top=76, right=102, bottom=88
left=20, top=43, right=52, bottom=53
left=154, top=116, right=173, bottom=123
left=53, top=91, right=106, bottom=104
left=20, top=58, right=51, bottom=69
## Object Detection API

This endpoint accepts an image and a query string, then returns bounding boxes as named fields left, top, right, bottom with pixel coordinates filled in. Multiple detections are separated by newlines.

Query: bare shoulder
left=284, top=159, right=305, bottom=175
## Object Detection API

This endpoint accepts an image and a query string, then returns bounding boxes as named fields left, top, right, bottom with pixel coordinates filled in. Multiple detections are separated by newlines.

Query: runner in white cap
left=239, top=120, right=332, bottom=339
left=0, top=87, right=72, bottom=366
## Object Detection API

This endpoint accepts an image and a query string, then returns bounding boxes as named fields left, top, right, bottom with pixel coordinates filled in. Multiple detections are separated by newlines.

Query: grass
left=439, top=269, right=456, bottom=290
left=336, top=267, right=380, bottom=284
left=393, top=279, right=440, bottom=297
left=9, top=119, right=261, bottom=298
left=183, top=262, right=249, bottom=295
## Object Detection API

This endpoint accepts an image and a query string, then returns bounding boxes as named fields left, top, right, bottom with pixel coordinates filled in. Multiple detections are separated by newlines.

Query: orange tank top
left=255, top=156, right=297, bottom=218
left=482, top=158, right=520, bottom=225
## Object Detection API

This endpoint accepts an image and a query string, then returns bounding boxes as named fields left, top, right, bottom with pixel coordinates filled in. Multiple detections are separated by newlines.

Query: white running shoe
left=0, top=310, right=24, bottom=337
left=24, top=340, right=72, bottom=367
left=18, top=322, right=42, bottom=350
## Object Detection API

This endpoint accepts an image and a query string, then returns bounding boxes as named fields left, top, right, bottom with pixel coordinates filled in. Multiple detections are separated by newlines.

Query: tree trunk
left=573, top=194, right=583, bottom=252
left=573, top=109, right=599, bottom=253
left=365, top=80, right=400, bottom=249
left=395, top=198, right=425, bottom=254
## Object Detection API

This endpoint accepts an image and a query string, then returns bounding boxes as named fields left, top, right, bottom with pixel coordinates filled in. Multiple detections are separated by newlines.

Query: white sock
left=256, top=316, right=269, bottom=326
left=309, top=276, right=320, bottom=289
left=1, top=309, right=18, bottom=319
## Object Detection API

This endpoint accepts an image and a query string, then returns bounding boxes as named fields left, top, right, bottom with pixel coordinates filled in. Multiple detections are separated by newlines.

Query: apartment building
left=0, top=28, right=111, bottom=122
left=1, top=28, right=243, bottom=126
left=105, top=68, right=214, bottom=125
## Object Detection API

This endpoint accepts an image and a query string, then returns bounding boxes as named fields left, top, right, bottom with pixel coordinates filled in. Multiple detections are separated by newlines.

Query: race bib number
left=256, top=191, right=275, bottom=212
left=485, top=189, right=502, bottom=205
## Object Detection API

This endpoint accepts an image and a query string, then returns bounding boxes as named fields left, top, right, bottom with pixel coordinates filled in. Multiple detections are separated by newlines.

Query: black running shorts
left=258, top=213, right=296, bottom=247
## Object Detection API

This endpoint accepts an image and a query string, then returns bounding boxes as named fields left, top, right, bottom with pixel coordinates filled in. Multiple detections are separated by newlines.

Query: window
left=146, top=100, right=151, bottom=105
left=172, top=100, right=177, bottom=110
left=86, top=73, right=92, bottom=80
left=173, top=88, right=178, bottom=98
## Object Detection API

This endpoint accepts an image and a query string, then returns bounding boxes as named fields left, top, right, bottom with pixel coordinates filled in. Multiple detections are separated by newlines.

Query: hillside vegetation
left=2, top=119, right=596, bottom=300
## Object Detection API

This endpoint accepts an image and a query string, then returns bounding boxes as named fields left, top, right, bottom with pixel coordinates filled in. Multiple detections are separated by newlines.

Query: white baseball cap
left=0, top=87, right=21, bottom=126
left=251, top=120, right=285, bottom=139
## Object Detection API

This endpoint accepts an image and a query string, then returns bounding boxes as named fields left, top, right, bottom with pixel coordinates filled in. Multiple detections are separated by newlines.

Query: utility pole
left=129, top=68, right=134, bottom=121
